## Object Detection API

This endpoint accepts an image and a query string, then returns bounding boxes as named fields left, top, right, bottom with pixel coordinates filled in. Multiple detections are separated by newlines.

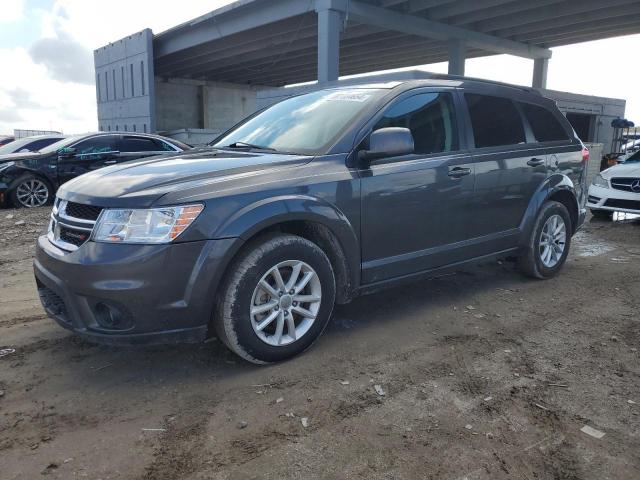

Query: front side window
left=73, top=136, right=118, bottom=158
left=465, top=94, right=525, bottom=148
left=520, top=103, right=569, bottom=142
left=373, top=92, right=458, bottom=154
left=213, top=88, right=385, bottom=155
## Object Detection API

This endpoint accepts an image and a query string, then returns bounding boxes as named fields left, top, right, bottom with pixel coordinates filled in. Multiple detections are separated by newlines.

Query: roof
left=152, top=0, right=640, bottom=86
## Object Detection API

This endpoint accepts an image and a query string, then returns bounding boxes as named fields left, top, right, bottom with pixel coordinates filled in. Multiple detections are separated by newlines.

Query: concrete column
left=447, top=39, right=466, bottom=76
left=532, top=57, right=549, bottom=89
left=317, top=7, right=343, bottom=83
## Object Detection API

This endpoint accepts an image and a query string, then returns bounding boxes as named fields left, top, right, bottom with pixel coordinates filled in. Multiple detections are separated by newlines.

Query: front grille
left=59, top=226, right=91, bottom=246
left=65, top=201, right=103, bottom=221
left=604, top=199, right=640, bottom=210
left=37, top=282, right=68, bottom=322
left=610, top=177, right=640, bottom=193
left=49, top=199, right=101, bottom=252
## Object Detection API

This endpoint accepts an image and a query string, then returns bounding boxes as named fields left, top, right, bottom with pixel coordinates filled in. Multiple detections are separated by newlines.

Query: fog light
left=93, top=302, right=132, bottom=330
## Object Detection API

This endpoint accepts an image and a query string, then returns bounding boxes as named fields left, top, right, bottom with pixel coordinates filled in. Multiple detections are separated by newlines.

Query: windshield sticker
left=326, top=91, right=372, bottom=102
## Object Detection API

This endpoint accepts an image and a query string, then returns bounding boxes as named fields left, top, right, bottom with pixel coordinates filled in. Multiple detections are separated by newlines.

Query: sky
left=1, top=0, right=639, bottom=135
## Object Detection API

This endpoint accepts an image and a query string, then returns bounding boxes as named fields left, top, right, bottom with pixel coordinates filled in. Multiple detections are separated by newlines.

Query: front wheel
left=10, top=175, right=52, bottom=208
left=518, top=201, right=572, bottom=279
left=215, top=234, right=336, bottom=364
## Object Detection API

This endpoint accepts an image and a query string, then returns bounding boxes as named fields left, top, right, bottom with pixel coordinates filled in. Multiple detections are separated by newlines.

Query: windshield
left=624, top=150, right=640, bottom=163
left=0, top=137, right=31, bottom=154
left=212, top=88, right=384, bottom=155
left=38, top=135, right=85, bottom=154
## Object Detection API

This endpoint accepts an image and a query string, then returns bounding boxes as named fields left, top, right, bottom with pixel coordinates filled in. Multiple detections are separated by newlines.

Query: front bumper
left=587, top=184, right=640, bottom=214
left=34, top=235, right=237, bottom=345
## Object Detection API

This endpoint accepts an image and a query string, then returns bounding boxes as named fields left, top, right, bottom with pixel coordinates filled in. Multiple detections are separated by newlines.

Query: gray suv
left=35, top=78, right=587, bottom=363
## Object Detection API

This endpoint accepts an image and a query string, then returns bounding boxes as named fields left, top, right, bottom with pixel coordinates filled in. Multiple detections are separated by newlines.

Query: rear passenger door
left=463, top=93, right=548, bottom=248
left=360, top=89, right=475, bottom=283
left=117, top=136, right=174, bottom=162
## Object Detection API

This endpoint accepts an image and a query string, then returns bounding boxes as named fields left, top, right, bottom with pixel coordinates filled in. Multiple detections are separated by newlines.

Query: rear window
left=465, top=93, right=525, bottom=148
left=520, top=103, right=569, bottom=142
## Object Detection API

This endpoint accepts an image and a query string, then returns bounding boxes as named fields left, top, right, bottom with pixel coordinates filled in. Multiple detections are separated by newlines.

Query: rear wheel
left=518, top=201, right=572, bottom=279
left=215, top=234, right=336, bottom=364
left=10, top=175, right=52, bottom=208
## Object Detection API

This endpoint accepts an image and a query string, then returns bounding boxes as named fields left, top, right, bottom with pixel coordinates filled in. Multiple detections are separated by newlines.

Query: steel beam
left=153, top=0, right=314, bottom=58
left=344, top=1, right=551, bottom=59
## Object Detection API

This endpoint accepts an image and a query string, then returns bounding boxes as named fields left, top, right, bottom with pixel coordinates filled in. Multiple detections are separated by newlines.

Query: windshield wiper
left=225, top=141, right=278, bottom=152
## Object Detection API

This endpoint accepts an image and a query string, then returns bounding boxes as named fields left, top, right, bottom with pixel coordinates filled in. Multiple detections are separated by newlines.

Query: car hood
left=0, top=151, right=46, bottom=162
left=602, top=162, right=640, bottom=178
left=57, top=148, right=314, bottom=207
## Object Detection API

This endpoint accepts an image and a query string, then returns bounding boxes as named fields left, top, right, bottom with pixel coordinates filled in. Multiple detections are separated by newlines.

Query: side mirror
left=358, top=127, right=414, bottom=162
left=57, top=147, right=76, bottom=158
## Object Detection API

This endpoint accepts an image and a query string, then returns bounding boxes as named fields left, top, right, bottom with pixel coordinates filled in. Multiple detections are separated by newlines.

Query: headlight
left=591, top=174, right=609, bottom=188
left=0, top=161, right=15, bottom=173
left=93, top=204, right=204, bottom=244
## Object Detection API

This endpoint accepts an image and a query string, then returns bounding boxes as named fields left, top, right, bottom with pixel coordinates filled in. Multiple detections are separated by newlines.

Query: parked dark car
left=0, top=136, right=15, bottom=147
left=0, top=132, right=190, bottom=207
left=0, top=134, right=66, bottom=156
left=35, top=78, right=587, bottom=363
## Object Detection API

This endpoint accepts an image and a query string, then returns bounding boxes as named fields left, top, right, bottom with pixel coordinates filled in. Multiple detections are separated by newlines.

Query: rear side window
left=520, top=103, right=569, bottom=142
left=119, top=136, right=161, bottom=152
left=374, top=92, right=458, bottom=154
left=465, top=94, right=525, bottom=148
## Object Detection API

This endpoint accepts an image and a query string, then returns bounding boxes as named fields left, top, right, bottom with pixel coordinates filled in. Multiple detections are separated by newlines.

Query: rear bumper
left=34, top=234, right=238, bottom=346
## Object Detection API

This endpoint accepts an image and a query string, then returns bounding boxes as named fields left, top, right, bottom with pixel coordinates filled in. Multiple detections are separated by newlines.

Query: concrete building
left=94, top=0, right=638, bottom=147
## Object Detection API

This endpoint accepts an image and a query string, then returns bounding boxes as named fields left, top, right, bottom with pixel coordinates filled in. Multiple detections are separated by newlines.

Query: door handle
left=448, top=167, right=471, bottom=178
left=527, top=157, right=545, bottom=167
left=103, top=160, right=117, bottom=165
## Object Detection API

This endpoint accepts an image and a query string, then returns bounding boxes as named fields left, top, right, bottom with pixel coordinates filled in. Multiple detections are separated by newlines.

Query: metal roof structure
left=152, top=0, right=640, bottom=87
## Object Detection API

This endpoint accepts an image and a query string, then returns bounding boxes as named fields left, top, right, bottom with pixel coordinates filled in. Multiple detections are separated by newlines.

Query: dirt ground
left=0, top=207, right=639, bottom=480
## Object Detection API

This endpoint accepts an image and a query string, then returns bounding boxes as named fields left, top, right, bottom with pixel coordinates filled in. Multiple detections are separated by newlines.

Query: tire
left=518, top=201, right=572, bottom=279
left=215, top=234, right=336, bottom=364
left=10, top=174, right=53, bottom=208
left=590, top=209, right=613, bottom=220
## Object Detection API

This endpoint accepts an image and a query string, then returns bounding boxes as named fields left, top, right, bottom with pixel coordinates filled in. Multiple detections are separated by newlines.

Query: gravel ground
left=0, top=207, right=639, bottom=479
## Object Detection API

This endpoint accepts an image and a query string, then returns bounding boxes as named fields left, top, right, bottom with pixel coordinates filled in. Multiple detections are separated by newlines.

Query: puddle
left=572, top=230, right=615, bottom=257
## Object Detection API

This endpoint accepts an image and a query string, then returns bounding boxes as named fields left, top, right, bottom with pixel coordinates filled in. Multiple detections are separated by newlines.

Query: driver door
left=359, top=90, right=475, bottom=284
left=57, top=135, right=120, bottom=185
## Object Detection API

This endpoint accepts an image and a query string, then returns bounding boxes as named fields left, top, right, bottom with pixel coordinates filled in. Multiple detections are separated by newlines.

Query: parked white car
left=587, top=151, right=640, bottom=218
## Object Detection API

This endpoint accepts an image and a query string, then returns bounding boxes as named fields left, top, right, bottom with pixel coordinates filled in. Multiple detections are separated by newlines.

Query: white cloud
left=0, top=0, right=25, bottom=23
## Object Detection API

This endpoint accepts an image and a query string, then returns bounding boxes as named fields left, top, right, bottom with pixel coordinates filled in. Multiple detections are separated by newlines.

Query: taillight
left=581, top=147, right=589, bottom=163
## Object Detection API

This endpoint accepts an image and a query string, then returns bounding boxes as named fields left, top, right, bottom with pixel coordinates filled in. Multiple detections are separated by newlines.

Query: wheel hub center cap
left=279, top=295, right=293, bottom=309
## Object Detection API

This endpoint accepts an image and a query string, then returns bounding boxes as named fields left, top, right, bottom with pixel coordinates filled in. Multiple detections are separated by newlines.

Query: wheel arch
left=212, top=195, right=360, bottom=304
left=519, top=173, right=579, bottom=246
left=7, top=170, right=55, bottom=207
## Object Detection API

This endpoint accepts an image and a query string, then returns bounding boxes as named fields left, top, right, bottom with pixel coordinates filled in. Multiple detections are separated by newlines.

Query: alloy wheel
left=250, top=260, right=322, bottom=347
left=539, top=214, right=566, bottom=268
left=16, top=179, right=49, bottom=207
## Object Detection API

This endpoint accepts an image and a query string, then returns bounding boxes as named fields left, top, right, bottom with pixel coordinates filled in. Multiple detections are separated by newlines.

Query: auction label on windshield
left=326, top=91, right=372, bottom=102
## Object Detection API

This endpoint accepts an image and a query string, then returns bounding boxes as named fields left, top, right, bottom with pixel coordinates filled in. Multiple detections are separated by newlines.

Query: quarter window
left=520, top=102, right=569, bottom=142
left=373, top=92, right=458, bottom=154
left=465, top=94, right=525, bottom=148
